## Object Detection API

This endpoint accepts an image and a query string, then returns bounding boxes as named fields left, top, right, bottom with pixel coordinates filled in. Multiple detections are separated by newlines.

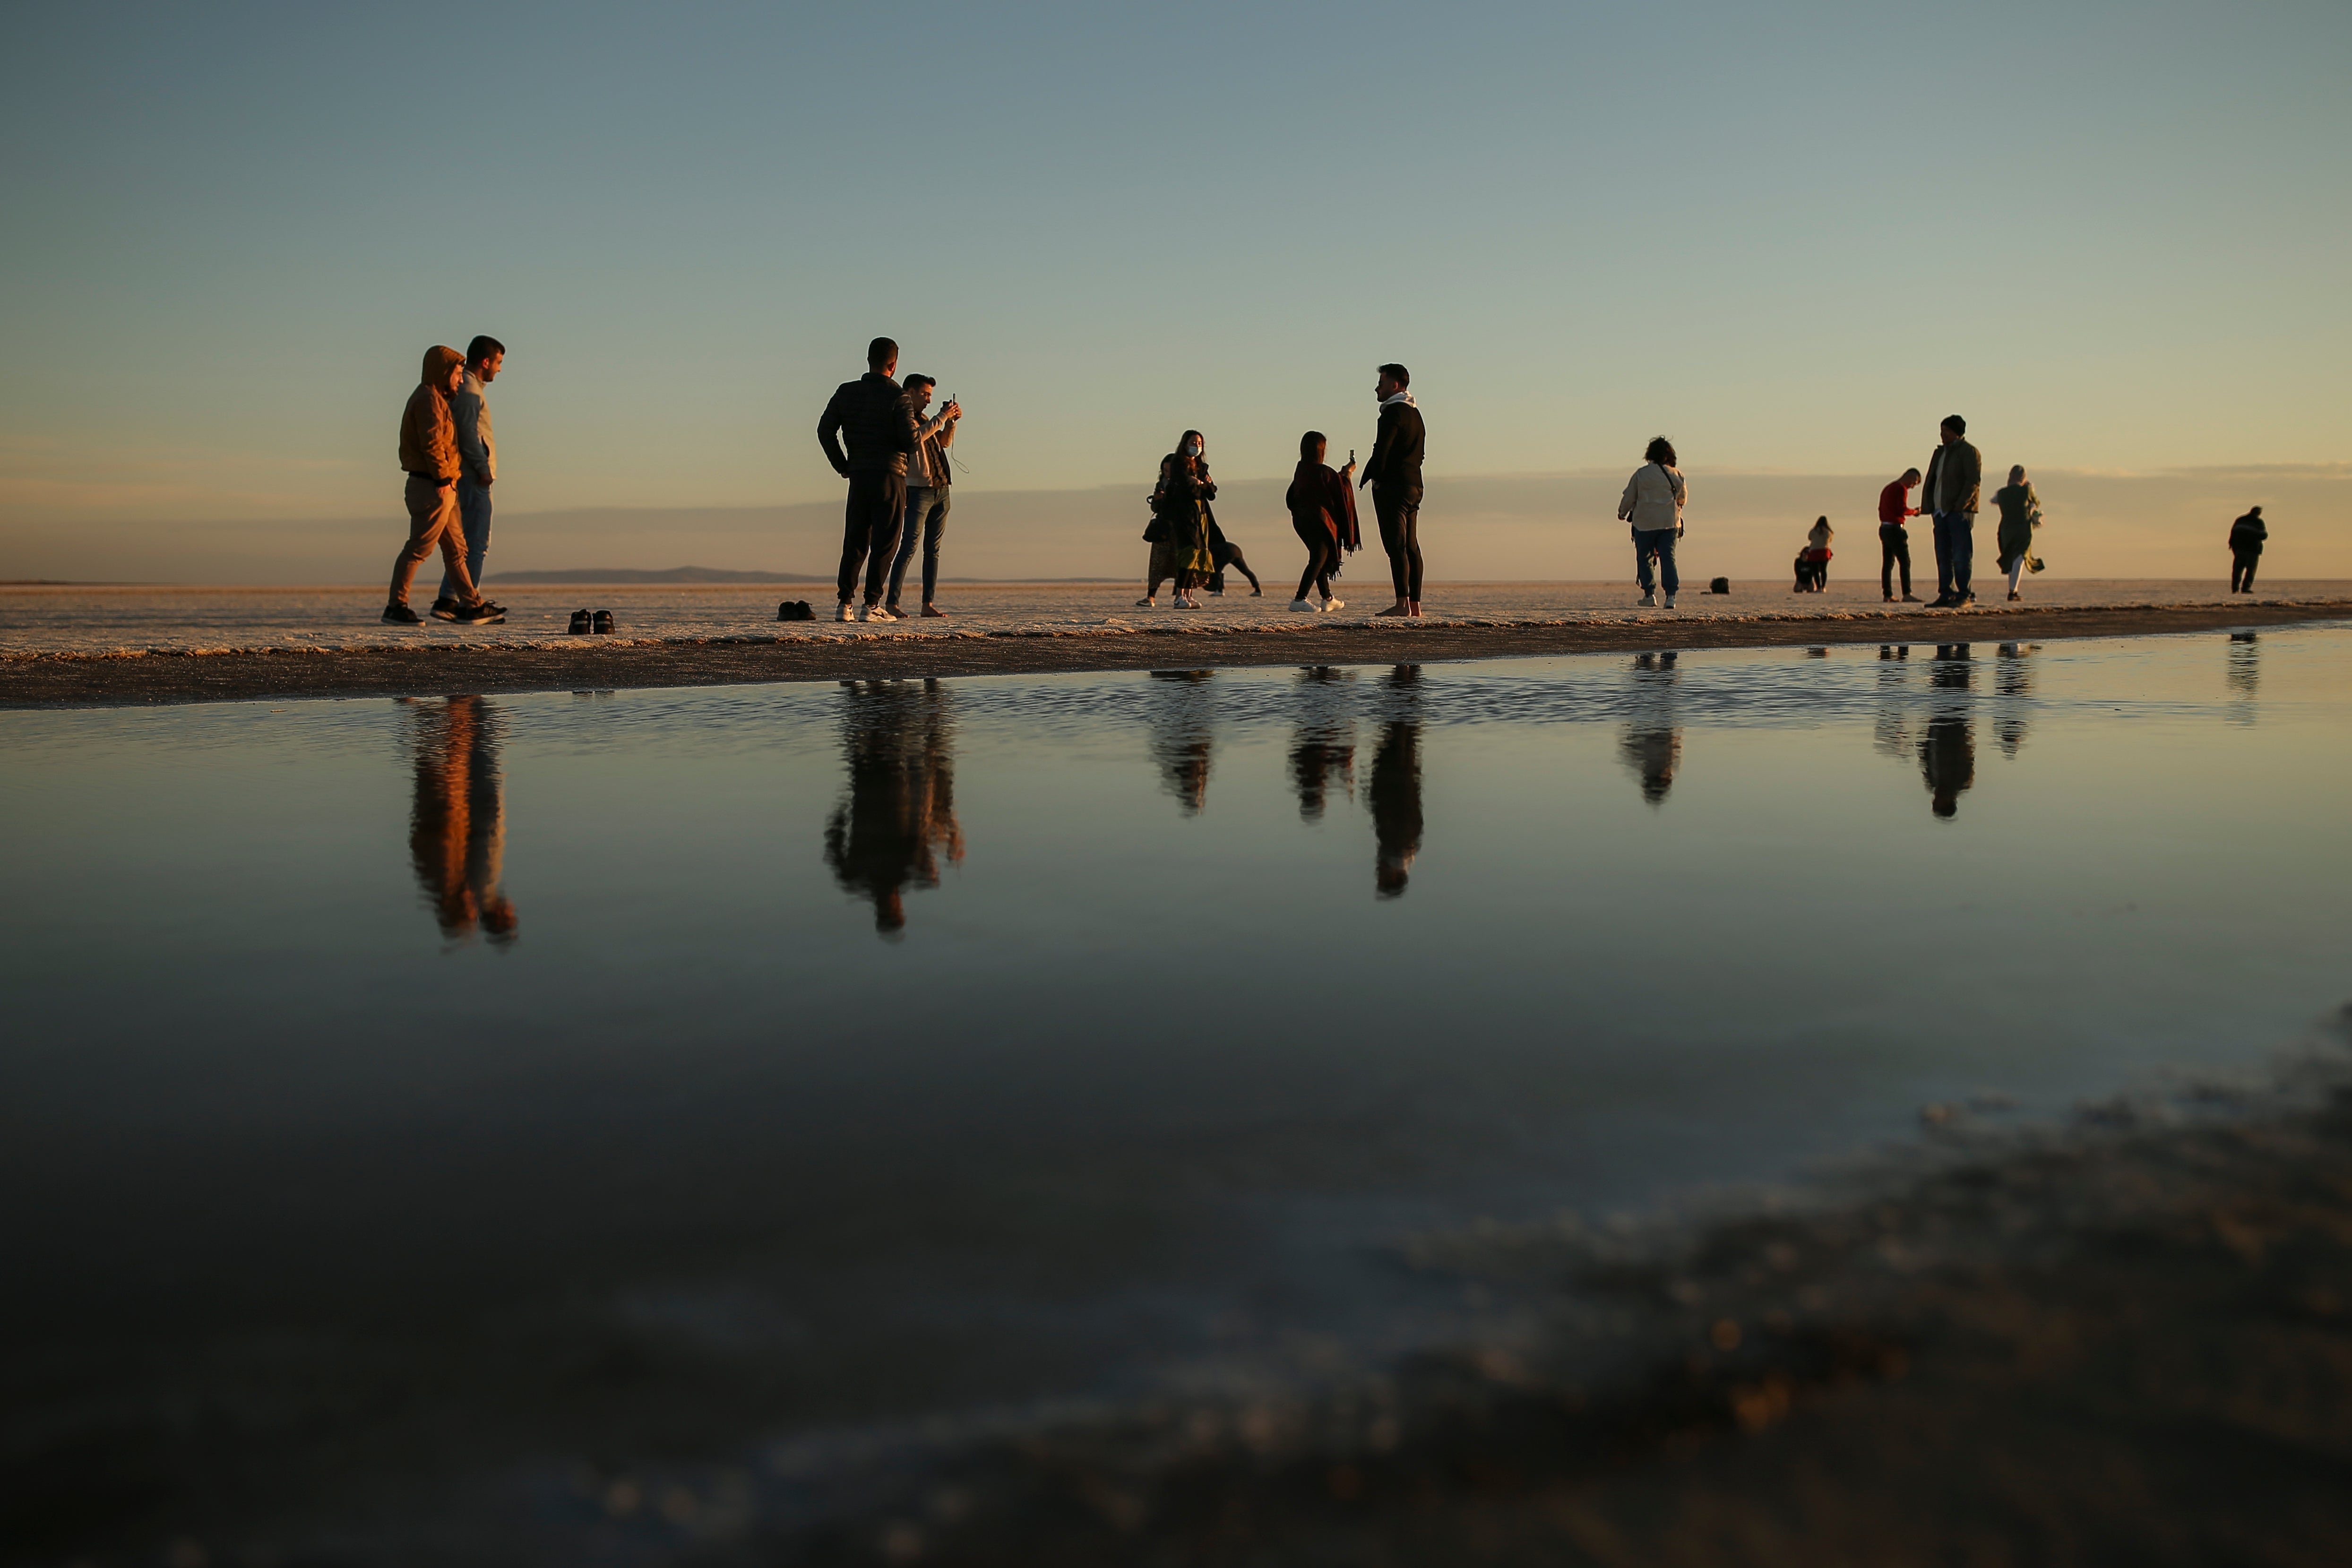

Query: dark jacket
left=817, top=372, right=919, bottom=477
left=1366, top=400, right=1425, bottom=494
left=397, top=345, right=465, bottom=480
left=2229, top=511, right=2267, bottom=551
left=1922, top=438, right=1982, bottom=515
left=1287, top=460, right=1360, bottom=551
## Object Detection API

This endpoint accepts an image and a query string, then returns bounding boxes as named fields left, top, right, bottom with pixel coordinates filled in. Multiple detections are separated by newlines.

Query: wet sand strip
left=5, top=598, right=2344, bottom=707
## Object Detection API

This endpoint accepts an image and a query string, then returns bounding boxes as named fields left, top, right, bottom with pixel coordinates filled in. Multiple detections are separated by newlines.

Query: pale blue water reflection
left=2, top=625, right=2349, bottom=1535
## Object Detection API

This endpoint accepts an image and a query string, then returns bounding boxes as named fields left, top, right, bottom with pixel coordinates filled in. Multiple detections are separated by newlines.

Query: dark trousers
left=1931, top=510, right=1975, bottom=599
left=837, top=471, right=908, bottom=604
left=2231, top=547, right=2261, bottom=593
left=1374, top=485, right=1422, bottom=601
left=1879, top=524, right=1912, bottom=597
left=887, top=486, right=950, bottom=606
left=1292, top=518, right=1337, bottom=601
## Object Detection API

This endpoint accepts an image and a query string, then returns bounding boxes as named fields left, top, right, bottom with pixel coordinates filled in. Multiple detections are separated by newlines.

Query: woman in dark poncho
left=1139, top=429, right=1219, bottom=609
left=1284, top=430, right=1359, bottom=612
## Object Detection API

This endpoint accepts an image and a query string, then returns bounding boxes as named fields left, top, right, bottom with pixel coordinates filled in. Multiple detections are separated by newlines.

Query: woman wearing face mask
left=1140, top=430, right=1218, bottom=608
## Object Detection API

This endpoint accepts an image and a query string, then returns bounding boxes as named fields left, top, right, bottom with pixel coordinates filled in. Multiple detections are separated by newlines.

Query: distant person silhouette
left=822, top=680, right=965, bottom=933
left=1361, top=365, right=1427, bottom=617
left=2229, top=506, right=2267, bottom=593
left=1919, top=644, right=1976, bottom=818
left=1288, top=666, right=1358, bottom=818
left=406, top=696, right=517, bottom=944
left=1878, top=466, right=1923, bottom=601
left=1369, top=666, right=1425, bottom=895
left=1619, top=650, right=1684, bottom=805
left=817, top=337, right=927, bottom=623
left=1922, top=415, right=1982, bottom=607
left=1146, top=669, right=1218, bottom=813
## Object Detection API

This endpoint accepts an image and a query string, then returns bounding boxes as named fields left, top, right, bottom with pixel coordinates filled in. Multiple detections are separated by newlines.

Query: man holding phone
left=885, top=375, right=961, bottom=619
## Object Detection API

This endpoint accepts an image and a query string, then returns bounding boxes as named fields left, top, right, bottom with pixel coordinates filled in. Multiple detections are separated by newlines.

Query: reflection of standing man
left=885, top=374, right=961, bottom=620
left=407, top=696, right=517, bottom=944
left=1922, top=415, right=1982, bottom=608
left=1919, top=644, right=1976, bottom=818
left=823, top=680, right=964, bottom=933
left=1360, top=364, right=1426, bottom=618
left=434, top=336, right=507, bottom=620
left=1369, top=666, right=1424, bottom=896
left=1878, top=466, right=1923, bottom=603
left=817, top=337, right=922, bottom=623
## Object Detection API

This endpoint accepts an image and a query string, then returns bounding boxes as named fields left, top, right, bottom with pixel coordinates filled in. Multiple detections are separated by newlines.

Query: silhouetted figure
left=1919, top=644, right=1976, bottom=819
left=1146, top=670, right=1218, bottom=814
left=1993, top=641, right=2034, bottom=758
left=1287, top=666, right=1357, bottom=819
left=2227, top=631, right=2260, bottom=710
left=406, top=696, right=517, bottom=945
left=1368, top=666, right=1424, bottom=896
left=1619, top=650, right=1684, bottom=805
left=2229, top=506, right=2266, bottom=593
left=823, top=680, right=964, bottom=933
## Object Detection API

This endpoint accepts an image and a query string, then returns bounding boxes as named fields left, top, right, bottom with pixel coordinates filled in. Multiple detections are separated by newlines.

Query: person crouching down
left=1618, top=435, right=1687, bottom=608
left=386, top=345, right=500, bottom=625
left=1285, top=431, right=1359, bottom=611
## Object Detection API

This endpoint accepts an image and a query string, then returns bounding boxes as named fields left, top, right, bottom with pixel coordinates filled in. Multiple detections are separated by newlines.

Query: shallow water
left=4, top=624, right=2350, bottom=1552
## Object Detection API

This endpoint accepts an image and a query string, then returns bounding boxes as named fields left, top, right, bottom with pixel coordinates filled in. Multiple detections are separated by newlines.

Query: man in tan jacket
left=387, top=345, right=500, bottom=625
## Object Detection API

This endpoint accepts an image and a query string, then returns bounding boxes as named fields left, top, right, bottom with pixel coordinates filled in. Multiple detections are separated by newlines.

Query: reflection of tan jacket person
left=399, top=346, right=463, bottom=480
left=1923, top=438, right=1981, bottom=515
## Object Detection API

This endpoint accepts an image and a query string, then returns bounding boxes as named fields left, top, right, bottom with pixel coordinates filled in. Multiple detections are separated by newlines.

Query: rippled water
left=3, top=624, right=2348, bottom=1555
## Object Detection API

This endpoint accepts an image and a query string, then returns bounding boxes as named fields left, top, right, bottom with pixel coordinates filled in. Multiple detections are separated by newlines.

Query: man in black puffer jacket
left=818, top=338, right=922, bottom=622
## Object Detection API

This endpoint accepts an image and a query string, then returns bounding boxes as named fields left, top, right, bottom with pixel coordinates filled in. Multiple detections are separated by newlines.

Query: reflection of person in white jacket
left=1617, top=436, right=1689, bottom=608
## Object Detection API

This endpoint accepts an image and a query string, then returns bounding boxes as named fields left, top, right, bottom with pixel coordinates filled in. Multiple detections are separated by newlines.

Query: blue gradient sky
left=2, top=0, right=2345, bottom=573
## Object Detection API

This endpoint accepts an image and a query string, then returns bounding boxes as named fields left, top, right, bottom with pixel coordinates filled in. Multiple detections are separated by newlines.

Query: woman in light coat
left=1617, top=436, right=1689, bottom=608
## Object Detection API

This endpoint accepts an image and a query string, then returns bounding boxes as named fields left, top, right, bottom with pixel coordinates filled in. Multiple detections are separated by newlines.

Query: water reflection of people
left=1288, top=666, right=1356, bottom=819
left=1369, top=665, right=1424, bottom=896
left=823, top=680, right=964, bottom=934
left=1920, top=643, right=1976, bottom=819
left=2227, top=632, right=2260, bottom=706
left=1618, top=650, right=1684, bottom=806
left=406, top=695, right=517, bottom=945
left=1992, top=641, right=2034, bottom=758
left=1147, top=669, right=1218, bottom=814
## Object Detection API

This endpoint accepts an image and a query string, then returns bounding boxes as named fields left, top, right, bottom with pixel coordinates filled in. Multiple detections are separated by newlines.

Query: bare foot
left=922, top=604, right=947, bottom=618
left=1374, top=604, right=1411, bottom=617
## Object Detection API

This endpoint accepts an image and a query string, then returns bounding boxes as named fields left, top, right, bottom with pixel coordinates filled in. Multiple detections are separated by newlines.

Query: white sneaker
left=1289, top=598, right=1316, bottom=612
left=1663, top=594, right=1677, bottom=609
left=873, top=604, right=904, bottom=621
left=855, top=603, right=877, bottom=622
left=1322, top=597, right=1344, bottom=612
left=834, top=602, right=854, bottom=622
left=1638, top=592, right=1657, bottom=607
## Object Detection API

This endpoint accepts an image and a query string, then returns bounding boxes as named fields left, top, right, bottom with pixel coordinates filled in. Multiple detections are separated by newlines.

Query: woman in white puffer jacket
left=1616, top=435, right=1689, bottom=608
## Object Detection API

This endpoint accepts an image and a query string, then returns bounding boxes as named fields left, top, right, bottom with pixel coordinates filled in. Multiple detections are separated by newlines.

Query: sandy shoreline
left=5, top=594, right=2347, bottom=706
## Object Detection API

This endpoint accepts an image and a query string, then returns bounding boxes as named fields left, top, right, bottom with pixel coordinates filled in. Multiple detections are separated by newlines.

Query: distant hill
left=491, top=566, right=828, bottom=584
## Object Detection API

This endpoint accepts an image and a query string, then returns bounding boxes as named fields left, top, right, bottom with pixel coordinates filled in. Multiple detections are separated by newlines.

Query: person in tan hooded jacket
left=387, top=345, right=499, bottom=624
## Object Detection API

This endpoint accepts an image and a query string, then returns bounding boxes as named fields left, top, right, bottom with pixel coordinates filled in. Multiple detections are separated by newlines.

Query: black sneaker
left=382, top=602, right=422, bottom=625
left=478, top=599, right=507, bottom=617
left=568, top=609, right=593, bottom=634
left=592, top=610, right=615, bottom=634
left=429, top=598, right=461, bottom=621
left=450, top=601, right=505, bottom=625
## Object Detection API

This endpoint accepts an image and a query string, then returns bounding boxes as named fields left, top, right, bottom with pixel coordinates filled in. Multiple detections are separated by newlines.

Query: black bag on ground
left=777, top=600, right=814, bottom=622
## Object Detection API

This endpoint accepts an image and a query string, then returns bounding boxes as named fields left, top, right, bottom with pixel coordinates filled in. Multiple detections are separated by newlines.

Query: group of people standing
left=817, top=337, right=964, bottom=621
left=1869, top=415, right=2044, bottom=607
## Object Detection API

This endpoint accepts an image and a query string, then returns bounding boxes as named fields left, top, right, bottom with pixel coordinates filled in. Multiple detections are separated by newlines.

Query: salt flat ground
left=6, top=578, right=2342, bottom=657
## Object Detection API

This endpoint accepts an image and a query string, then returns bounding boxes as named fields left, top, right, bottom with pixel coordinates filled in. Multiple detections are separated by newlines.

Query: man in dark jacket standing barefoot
left=817, top=337, right=922, bottom=623
left=386, top=345, right=500, bottom=625
left=1359, top=363, right=1426, bottom=617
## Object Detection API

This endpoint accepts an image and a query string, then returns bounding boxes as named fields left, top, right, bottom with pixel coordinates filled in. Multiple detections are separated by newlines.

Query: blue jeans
left=1931, top=510, right=1975, bottom=599
left=438, top=479, right=493, bottom=603
left=1633, top=528, right=1679, bottom=596
left=888, top=486, right=951, bottom=607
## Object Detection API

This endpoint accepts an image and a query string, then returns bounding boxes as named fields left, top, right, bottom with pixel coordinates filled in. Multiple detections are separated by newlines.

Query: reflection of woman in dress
left=1991, top=465, right=2042, bottom=601
left=1139, top=430, right=1218, bottom=609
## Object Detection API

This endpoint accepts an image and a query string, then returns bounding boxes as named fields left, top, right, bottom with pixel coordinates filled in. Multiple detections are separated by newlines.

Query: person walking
left=1285, top=431, right=1358, bottom=611
left=1878, top=466, right=1923, bottom=602
left=1921, top=414, right=1982, bottom=607
left=1990, top=465, right=2042, bottom=601
left=2229, top=505, right=2267, bottom=593
left=884, top=374, right=961, bottom=619
left=385, top=345, right=500, bottom=625
left=431, top=336, right=506, bottom=620
left=817, top=337, right=923, bottom=622
left=1359, top=364, right=1426, bottom=617
left=1616, top=436, right=1688, bottom=608
left=1140, top=431, right=1218, bottom=607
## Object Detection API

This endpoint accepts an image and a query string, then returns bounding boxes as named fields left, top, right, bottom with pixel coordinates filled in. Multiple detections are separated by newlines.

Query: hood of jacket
left=420, top=345, right=465, bottom=388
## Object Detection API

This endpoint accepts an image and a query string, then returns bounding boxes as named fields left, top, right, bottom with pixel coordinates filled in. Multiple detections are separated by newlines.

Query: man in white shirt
left=435, top=336, right=506, bottom=619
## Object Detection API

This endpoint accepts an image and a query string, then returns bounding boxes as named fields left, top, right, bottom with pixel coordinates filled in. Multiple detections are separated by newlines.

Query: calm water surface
left=4, top=626, right=2349, bottom=1544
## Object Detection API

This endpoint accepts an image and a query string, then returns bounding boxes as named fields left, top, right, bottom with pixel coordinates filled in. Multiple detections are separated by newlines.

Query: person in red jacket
left=1878, top=466, right=1923, bottom=603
